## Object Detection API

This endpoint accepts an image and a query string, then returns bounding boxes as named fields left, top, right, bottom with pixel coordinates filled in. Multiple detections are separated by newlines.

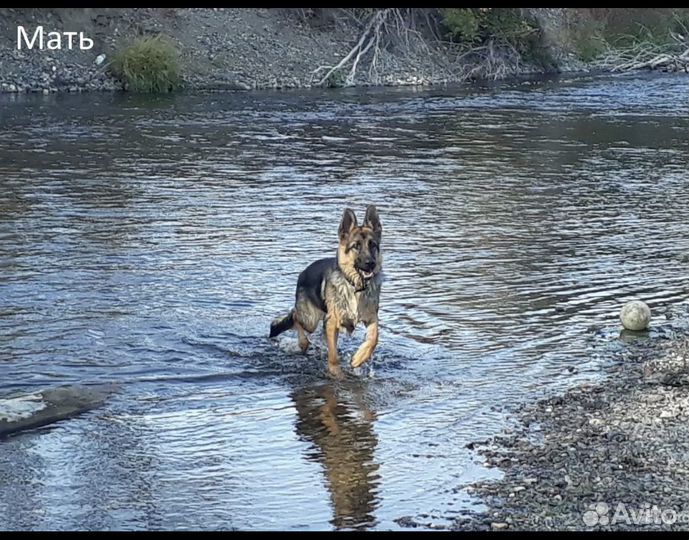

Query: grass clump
left=111, top=35, right=182, bottom=93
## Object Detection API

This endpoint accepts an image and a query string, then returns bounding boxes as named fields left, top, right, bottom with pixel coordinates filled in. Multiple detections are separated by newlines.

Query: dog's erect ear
left=339, top=208, right=358, bottom=241
left=364, top=205, right=382, bottom=240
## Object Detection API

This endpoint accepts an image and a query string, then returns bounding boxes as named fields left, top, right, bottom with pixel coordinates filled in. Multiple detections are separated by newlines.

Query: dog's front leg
left=325, top=314, right=343, bottom=378
left=351, top=320, right=379, bottom=368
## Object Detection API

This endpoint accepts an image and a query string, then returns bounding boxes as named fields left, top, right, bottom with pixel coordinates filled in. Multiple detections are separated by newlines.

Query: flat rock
left=0, top=384, right=117, bottom=437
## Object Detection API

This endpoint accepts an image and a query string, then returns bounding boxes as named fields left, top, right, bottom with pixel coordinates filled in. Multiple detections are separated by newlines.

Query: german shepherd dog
left=270, top=205, right=383, bottom=377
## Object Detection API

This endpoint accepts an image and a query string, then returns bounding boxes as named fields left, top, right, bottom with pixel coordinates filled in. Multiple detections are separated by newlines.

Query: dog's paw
left=327, top=364, right=345, bottom=380
left=350, top=352, right=367, bottom=369
left=352, top=362, right=374, bottom=378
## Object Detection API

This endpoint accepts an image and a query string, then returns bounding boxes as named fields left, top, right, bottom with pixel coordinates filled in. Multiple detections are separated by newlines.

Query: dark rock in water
left=0, top=384, right=117, bottom=437
left=395, top=516, right=421, bottom=528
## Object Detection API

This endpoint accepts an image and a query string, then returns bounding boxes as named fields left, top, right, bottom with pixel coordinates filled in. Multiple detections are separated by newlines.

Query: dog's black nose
left=365, top=260, right=375, bottom=271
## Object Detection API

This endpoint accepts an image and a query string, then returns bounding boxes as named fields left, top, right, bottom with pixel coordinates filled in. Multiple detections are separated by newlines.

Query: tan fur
left=325, top=314, right=342, bottom=377
left=336, top=242, right=364, bottom=292
left=326, top=218, right=382, bottom=374
left=351, top=320, right=378, bottom=368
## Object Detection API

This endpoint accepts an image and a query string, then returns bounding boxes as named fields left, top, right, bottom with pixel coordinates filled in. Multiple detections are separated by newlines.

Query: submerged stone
left=0, top=384, right=117, bottom=437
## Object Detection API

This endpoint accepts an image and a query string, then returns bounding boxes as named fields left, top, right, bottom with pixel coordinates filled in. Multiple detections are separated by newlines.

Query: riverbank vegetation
left=111, top=35, right=181, bottom=93
left=583, top=8, right=689, bottom=72
left=302, top=8, right=689, bottom=88
left=99, top=9, right=689, bottom=94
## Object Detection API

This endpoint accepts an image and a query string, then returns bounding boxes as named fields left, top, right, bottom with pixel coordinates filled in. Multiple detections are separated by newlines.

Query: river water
left=1, top=72, right=688, bottom=530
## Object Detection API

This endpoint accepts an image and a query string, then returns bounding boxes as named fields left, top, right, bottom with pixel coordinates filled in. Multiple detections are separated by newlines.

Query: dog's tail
left=270, top=309, right=295, bottom=338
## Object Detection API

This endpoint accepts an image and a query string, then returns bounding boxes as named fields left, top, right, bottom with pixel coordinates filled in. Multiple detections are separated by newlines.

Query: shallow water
left=1, top=72, right=689, bottom=530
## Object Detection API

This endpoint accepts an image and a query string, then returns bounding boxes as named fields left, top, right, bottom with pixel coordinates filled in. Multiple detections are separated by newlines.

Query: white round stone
left=620, top=300, right=651, bottom=331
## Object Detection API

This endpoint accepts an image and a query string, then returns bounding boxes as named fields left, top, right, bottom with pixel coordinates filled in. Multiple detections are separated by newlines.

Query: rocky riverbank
left=0, top=8, right=587, bottom=95
left=451, top=303, right=689, bottom=531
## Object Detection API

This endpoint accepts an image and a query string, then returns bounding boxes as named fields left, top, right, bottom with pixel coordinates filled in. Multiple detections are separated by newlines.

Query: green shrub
left=442, top=8, right=540, bottom=50
left=111, top=35, right=181, bottom=93
left=585, top=8, right=689, bottom=47
left=571, top=17, right=608, bottom=61
left=324, top=68, right=347, bottom=88
left=482, top=8, right=538, bottom=47
left=575, top=35, right=608, bottom=62
left=442, top=8, right=480, bottom=43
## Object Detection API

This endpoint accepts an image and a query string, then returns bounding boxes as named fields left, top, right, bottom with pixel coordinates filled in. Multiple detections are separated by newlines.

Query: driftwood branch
left=312, top=9, right=392, bottom=86
left=594, top=40, right=689, bottom=73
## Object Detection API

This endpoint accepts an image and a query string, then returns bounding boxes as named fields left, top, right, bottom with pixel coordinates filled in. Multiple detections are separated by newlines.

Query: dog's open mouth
left=359, top=270, right=374, bottom=281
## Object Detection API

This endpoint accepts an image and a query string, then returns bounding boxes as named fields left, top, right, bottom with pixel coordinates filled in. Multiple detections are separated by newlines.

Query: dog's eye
left=369, top=241, right=378, bottom=251
left=352, top=242, right=361, bottom=251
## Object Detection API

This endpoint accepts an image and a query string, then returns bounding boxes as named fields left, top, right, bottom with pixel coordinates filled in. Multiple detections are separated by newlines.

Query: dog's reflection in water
left=291, top=380, right=380, bottom=530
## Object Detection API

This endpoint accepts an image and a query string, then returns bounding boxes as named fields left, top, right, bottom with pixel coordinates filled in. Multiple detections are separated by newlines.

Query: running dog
left=270, top=205, right=383, bottom=376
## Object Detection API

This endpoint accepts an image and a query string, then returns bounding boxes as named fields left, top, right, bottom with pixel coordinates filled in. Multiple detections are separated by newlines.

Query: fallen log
left=603, top=46, right=689, bottom=73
